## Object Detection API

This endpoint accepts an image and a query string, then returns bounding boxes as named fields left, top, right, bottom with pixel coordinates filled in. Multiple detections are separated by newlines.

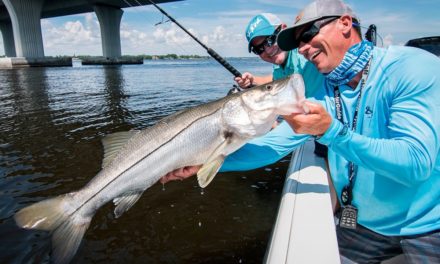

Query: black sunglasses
left=297, top=17, right=339, bottom=45
left=251, top=26, right=282, bottom=55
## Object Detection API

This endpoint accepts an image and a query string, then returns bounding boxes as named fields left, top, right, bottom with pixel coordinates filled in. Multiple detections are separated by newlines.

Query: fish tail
left=14, top=193, right=92, bottom=264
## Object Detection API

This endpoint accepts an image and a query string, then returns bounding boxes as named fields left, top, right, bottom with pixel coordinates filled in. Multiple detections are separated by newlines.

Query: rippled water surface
left=0, top=58, right=290, bottom=263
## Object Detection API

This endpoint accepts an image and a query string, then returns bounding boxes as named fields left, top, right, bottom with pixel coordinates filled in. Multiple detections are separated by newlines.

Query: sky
left=0, top=0, right=439, bottom=57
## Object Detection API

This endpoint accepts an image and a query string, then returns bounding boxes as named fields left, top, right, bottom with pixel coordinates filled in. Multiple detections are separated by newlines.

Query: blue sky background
left=1, top=0, right=439, bottom=57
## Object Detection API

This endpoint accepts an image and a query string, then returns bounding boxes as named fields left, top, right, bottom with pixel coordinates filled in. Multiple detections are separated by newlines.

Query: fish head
left=241, top=74, right=307, bottom=116
left=222, top=74, right=307, bottom=138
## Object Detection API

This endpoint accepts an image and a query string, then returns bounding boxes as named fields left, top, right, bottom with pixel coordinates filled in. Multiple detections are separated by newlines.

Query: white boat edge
left=264, top=138, right=340, bottom=264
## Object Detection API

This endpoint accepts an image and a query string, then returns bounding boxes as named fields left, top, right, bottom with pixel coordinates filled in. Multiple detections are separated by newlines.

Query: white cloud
left=353, top=5, right=440, bottom=46
left=41, top=13, right=102, bottom=56
left=119, top=23, right=202, bottom=55
left=84, top=13, right=100, bottom=35
left=165, top=25, right=193, bottom=45
left=211, top=26, right=227, bottom=42
left=0, top=2, right=256, bottom=57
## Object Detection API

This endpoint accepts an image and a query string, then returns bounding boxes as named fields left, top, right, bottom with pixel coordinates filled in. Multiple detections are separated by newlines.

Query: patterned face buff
left=325, top=40, right=374, bottom=87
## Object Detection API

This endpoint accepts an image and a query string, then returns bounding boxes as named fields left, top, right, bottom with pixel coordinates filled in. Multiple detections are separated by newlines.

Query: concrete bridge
left=0, top=0, right=179, bottom=66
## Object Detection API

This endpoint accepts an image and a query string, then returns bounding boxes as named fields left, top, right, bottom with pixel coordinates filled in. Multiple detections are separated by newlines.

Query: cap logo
left=295, top=11, right=304, bottom=24
left=247, top=17, right=263, bottom=38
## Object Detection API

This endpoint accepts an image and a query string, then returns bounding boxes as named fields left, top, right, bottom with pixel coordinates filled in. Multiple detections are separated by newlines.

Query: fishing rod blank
left=146, top=0, right=242, bottom=78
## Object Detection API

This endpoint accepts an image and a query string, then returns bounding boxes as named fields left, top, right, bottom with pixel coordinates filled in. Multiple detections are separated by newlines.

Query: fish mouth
left=274, top=74, right=307, bottom=115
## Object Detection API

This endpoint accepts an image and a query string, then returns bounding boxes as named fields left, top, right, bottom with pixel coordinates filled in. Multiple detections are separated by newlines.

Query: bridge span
left=0, top=0, right=180, bottom=66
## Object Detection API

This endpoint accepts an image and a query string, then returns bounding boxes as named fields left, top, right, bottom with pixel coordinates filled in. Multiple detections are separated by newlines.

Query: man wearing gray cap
left=275, top=0, right=440, bottom=263
left=161, top=1, right=440, bottom=262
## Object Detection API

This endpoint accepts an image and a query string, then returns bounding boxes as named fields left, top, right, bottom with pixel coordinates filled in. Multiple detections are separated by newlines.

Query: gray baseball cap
left=277, top=0, right=358, bottom=51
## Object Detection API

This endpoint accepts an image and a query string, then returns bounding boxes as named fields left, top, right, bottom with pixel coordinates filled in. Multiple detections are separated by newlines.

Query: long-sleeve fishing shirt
left=221, top=45, right=440, bottom=236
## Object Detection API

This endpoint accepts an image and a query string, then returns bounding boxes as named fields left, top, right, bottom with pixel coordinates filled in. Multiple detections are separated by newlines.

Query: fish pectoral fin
left=197, top=139, right=230, bottom=188
left=197, top=155, right=225, bottom=188
left=102, top=130, right=140, bottom=168
left=113, top=192, right=143, bottom=218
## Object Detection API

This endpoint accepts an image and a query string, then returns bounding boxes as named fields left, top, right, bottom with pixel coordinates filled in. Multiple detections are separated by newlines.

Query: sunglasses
left=251, top=26, right=282, bottom=55
left=296, top=17, right=339, bottom=45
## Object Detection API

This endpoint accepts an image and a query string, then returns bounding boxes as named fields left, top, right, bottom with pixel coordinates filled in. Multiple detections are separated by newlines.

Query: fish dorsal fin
left=101, top=130, right=139, bottom=168
left=197, top=140, right=228, bottom=188
left=113, top=192, right=143, bottom=218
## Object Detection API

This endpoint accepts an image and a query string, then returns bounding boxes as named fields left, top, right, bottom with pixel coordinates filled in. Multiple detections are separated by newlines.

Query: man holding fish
left=163, top=0, right=440, bottom=263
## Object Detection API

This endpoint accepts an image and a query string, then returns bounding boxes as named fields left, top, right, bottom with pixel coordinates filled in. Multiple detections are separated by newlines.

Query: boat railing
left=264, top=138, right=340, bottom=264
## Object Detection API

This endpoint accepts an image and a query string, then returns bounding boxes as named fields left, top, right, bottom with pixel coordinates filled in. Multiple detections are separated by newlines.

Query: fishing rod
left=146, top=0, right=242, bottom=78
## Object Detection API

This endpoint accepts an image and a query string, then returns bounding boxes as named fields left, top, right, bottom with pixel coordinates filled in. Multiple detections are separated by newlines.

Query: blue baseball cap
left=245, top=13, right=282, bottom=53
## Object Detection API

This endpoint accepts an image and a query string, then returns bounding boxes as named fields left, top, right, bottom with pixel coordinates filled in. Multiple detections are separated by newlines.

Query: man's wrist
left=316, top=118, right=344, bottom=145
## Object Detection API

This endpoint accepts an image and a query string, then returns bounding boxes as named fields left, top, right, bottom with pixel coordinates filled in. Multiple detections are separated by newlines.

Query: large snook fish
left=14, top=74, right=306, bottom=263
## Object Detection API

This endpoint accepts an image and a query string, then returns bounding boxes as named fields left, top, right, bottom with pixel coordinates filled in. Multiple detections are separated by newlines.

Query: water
left=0, top=58, right=291, bottom=263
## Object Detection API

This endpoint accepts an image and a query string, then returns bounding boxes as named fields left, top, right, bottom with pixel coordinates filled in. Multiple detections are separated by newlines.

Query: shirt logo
left=365, top=106, right=373, bottom=117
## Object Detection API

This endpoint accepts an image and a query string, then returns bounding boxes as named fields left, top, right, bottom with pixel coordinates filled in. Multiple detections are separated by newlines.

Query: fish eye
left=265, top=85, right=273, bottom=91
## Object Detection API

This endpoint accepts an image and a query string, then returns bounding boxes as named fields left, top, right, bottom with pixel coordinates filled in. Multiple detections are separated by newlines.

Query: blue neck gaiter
left=325, top=40, right=373, bottom=87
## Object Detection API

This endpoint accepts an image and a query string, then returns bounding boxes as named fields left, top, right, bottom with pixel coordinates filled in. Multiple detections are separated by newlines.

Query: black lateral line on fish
left=67, top=106, right=228, bottom=218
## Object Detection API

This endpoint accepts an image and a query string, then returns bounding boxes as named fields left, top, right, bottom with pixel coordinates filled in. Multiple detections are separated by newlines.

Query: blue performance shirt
left=222, top=45, right=440, bottom=236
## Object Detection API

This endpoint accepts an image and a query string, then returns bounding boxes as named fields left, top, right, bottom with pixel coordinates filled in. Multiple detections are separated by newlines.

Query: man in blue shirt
left=162, top=0, right=440, bottom=262
left=275, top=0, right=439, bottom=263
